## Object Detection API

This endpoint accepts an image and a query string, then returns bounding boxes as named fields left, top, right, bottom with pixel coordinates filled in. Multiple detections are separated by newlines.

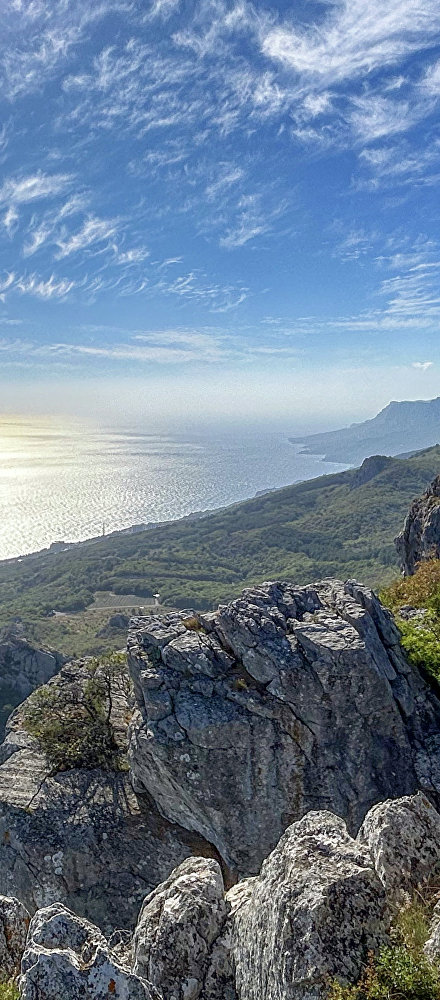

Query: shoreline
left=1, top=446, right=348, bottom=567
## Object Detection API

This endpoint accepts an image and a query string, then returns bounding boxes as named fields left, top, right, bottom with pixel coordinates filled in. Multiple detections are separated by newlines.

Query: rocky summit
left=128, top=579, right=440, bottom=877
left=3, top=576, right=440, bottom=996
left=5, top=791, right=440, bottom=999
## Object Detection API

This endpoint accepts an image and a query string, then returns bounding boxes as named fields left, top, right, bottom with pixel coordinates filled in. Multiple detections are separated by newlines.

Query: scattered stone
left=205, top=811, right=389, bottom=1000
left=424, top=901, right=440, bottom=961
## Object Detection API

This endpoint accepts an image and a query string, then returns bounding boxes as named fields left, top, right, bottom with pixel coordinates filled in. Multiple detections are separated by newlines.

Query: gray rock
left=133, top=857, right=226, bottom=1000
left=128, top=579, right=440, bottom=877
left=0, top=631, right=65, bottom=738
left=396, top=475, right=440, bottom=575
left=424, top=901, right=440, bottom=961
left=20, top=902, right=161, bottom=999
left=0, top=663, right=220, bottom=935
left=0, top=895, right=30, bottom=979
left=204, top=811, right=389, bottom=1000
left=358, top=792, right=440, bottom=903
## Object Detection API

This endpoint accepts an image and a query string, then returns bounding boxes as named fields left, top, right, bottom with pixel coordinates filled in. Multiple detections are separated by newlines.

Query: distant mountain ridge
left=291, top=396, right=440, bottom=464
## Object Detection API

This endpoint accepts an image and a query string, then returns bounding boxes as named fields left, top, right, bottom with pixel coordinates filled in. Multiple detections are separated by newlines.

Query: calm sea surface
left=0, top=416, right=349, bottom=560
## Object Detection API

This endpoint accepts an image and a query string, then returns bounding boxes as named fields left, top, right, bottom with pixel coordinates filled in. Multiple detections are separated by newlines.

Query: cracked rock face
left=0, top=665, right=220, bottom=935
left=213, top=811, right=390, bottom=1000
left=358, top=791, right=440, bottom=903
left=20, top=902, right=161, bottom=1000
left=128, top=579, right=440, bottom=876
left=396, top=475, right=440, bottom=575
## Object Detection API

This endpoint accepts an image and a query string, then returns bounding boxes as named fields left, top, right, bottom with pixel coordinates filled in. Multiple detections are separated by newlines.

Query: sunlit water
left=0, top=416, right=349, bottom=560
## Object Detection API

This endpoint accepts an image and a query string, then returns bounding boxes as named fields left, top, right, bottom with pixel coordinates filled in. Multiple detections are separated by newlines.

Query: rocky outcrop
left=0, top=664, right=220, bottom=935
left=20, top=903, right=161, bottom=1000
left=209, top=811, right=389, bottom=1000
left=352, top=455, right=393, bottom=488
left=7, top=794, right=440, bottom=1000
left=396, top=474, right=440, bottom=574
left=357, top=791, right=440, bottom=903
left=16, top=807, right=391, bottom=1000
left=128, top=579, right=440, bottom=877
left=133, top=857, right=226, bottom=999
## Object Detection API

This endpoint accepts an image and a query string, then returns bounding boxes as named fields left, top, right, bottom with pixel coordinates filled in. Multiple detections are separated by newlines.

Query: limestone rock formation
left=210, top=811, right=389, bottom=1000
left=20, top=902, right=161, bottom=1000
left=0, top=895, right=30, bottom=979
left=0, top=664, right=220, bottom=935
left=357, top=791, right=440, bottom=903
left=396, top=474, right=440, bottom=574
left=128, top=579, right=440, bottom=877
left=133, top=857, right=226, bottom=1000
left=12, top=794, right=440, bottom=1000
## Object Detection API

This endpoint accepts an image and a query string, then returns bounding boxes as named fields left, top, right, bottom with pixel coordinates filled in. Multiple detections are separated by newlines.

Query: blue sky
left=1, top=0, right=440, bottom=427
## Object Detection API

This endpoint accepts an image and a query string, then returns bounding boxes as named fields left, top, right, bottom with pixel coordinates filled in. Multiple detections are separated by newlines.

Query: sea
left=0, top=416, right=349, bottom=561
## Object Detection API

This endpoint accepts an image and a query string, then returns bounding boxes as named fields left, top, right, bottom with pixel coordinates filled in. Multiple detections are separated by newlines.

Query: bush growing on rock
left=22, top=652, right=129, bottom=772
left=381, top=560, right=440, bottom=683
left=329, top=891, right=440, bottom=1000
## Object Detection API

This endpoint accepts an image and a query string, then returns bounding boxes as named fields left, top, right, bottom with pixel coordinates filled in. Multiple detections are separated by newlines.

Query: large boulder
left=20, top=902, right=161, bottom=1000
left=128, top=579, right=440, bottom=877
left=396, top=474, right=440, bottom=575
left=357, top=792, right=440, bottom=903
left=0, top=664, right=220, bottom=935
left=133, top=857, right=226, bottom=999
left=204, top=811, right=389, bottom=1000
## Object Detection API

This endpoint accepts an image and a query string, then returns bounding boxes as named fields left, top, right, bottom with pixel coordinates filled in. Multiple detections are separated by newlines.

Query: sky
left=0, top=0, right=440, bottom=429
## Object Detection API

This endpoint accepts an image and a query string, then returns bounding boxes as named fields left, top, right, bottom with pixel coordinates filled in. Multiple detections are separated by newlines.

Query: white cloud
left=261, top=0, right=440, bottom=86
left=3, top=207, right=19, bottom=238
left=56, top=217, right=117, bottom=258
left=16, top=273, right=75, bottom=299
left=0, top=173, right=72, bottom=206
left=412, top=360, right=433, bottom=370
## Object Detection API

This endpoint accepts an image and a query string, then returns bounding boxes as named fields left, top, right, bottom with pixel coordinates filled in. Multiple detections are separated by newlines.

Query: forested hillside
left=1, top=445, right=440, bottom=658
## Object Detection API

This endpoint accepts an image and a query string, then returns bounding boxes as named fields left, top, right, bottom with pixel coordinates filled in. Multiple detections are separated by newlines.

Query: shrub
left=22, top=652, right=129, bottom=773
left=381, top=560, right=440, bottom=613
left=398, top=618, right=440, bottom=683
left=0, top=982, right=19, bottom=1000
left=328, top=892, right=440, bottom=1000
left=328, top=948, right=440, bottom=1000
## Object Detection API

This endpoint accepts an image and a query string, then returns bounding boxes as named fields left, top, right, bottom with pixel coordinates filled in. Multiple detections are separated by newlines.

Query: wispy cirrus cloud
left=0, top=172, right=72, bottom=206
left=15, top=273, right=75, bottom=299
left=55, top=216, right=118, bottom=258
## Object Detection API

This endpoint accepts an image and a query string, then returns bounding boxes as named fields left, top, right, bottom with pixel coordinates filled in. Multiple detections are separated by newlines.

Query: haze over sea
left=0, top=416, right=348, bottom=562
